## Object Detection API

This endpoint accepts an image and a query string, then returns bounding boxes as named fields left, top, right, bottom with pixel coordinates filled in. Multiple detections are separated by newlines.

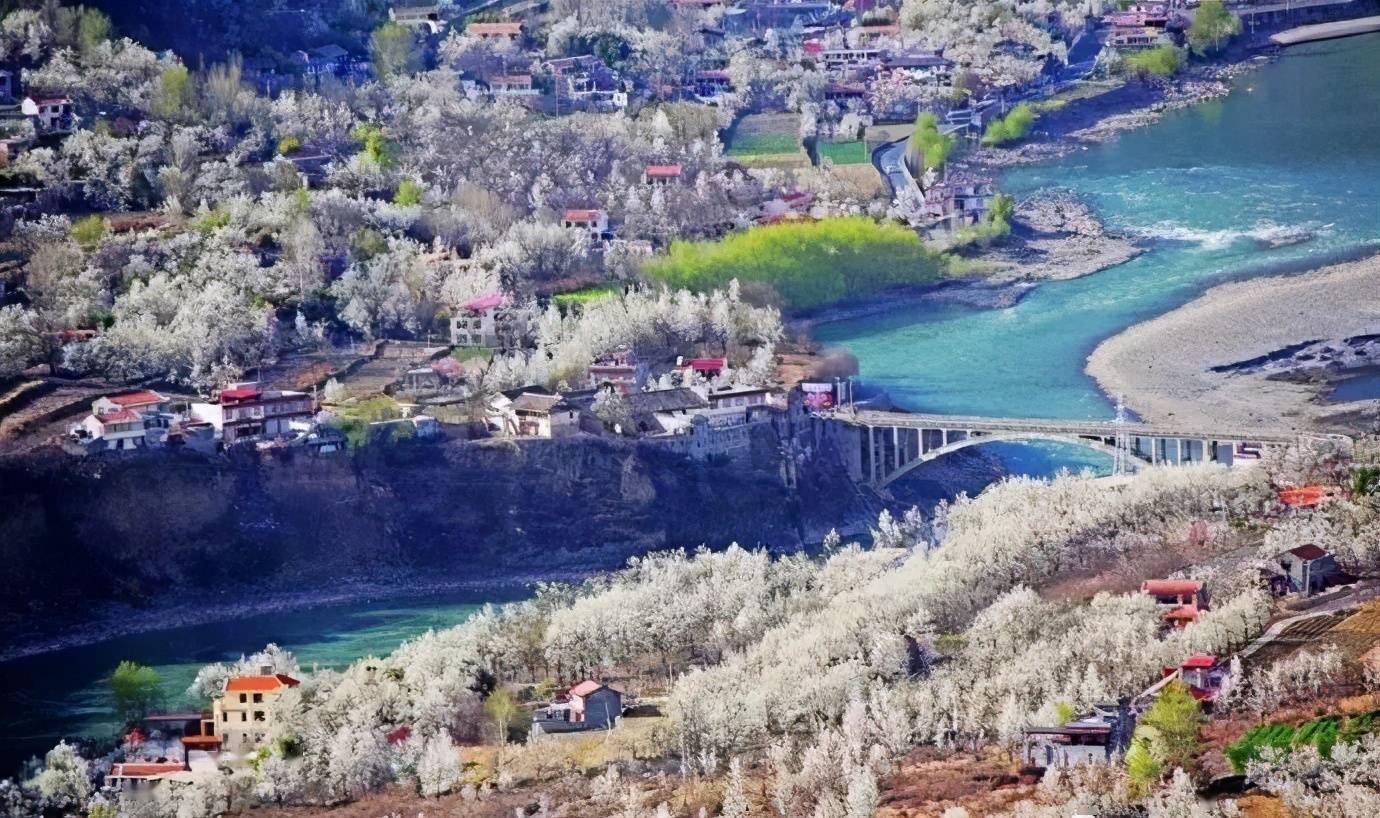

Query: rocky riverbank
left=1086, top=253, right=1380, bottom=432
left=966, top=60, right=1269, bottom=170
left=972, top=193, right=1145, bottom=283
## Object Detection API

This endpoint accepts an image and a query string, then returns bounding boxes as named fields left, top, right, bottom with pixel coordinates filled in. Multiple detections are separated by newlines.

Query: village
left=4, top=0, right=1380, bottom=815
left=69, top=442, right=1380, bottom=816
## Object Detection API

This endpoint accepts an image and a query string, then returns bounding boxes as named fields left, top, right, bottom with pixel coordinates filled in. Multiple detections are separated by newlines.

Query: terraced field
left=1248, top=601, right=1380, bottom=669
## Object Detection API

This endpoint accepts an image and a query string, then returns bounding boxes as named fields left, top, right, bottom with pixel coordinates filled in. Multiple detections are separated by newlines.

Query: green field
left=816, top=140, right=869, bottom=166
left=723, top=115, right=807, bottom=167
left=1225, top=711, right=1379, bottom=773
left=726, top=132, right=800, bottom=157
left=552, top=284, right=620, bottom=306
left=642, top=216, right=950, bottom=311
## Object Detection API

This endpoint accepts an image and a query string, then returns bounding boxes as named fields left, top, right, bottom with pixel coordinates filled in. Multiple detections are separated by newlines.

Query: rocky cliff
left=0, top=427, right=880, bottom=649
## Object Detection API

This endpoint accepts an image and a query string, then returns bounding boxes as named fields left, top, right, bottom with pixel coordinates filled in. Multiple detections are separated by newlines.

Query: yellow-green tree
left=370, top=22, right=420, bottom=80
left=110, top=661, right=162, bottom=722
left=1188, top=1, right=1242, bottom=56
left=904, top=112, right=953, bottom=177
left=152, top=65, right=196, bottom=122
left=1127, top=679, right=1201, bottom=794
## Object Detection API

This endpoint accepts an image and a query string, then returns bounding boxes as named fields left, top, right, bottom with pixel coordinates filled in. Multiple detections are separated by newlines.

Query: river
left=819, top=34, right=1380, bottom=429
left=0, top=592, right=512, bottom=774
left=5, top=33, right=1380, bottom=779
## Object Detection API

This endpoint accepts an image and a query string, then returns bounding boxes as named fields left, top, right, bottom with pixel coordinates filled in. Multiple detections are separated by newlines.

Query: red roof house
left=644, top=164, right=683, bottom=185
left=225, top=674, right=300, bottom=693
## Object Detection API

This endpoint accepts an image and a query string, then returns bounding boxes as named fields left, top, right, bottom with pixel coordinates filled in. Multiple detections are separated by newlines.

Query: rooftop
left=225, top=674, right=300, bottom=693
left=628, top=387, right=709, bottom=414
left=103, top=390, right=167, bottom=407
left=462, top=292, right=509, bottom=313
left=1287, top=543, right=1330, bottom=560
left=109, top=762, right=185, bottom=779
left=563, top=208, right=606, bottom=222
left=1141, top=579, right=1202, bottom=597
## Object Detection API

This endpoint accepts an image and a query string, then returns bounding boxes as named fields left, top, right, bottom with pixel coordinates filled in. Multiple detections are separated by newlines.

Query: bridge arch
left=878, top=432, right=1141, bottom=488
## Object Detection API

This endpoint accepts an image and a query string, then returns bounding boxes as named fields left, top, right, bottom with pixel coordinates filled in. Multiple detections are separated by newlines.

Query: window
left=222, top=713, right=228, bottom=722
left=239, top=693, right=247, bottom=703
left=253, top=711, right=265, bottom=722
left=252, top=693, right=263, bottom=703
left=241, top=712, right=247, bottom=722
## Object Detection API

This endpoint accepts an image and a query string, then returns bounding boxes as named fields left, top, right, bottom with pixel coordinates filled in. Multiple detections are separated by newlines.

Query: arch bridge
left=831, top=409, right=1342, bottom=488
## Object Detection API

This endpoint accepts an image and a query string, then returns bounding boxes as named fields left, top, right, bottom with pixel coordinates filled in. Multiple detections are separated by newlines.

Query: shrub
left=981, top=104, right=1037, bottom=147
left=394, top=179, right=424, bottom=206
left=904, top=113, right=953, bottom=175
left=642, top=217, right=950, bottom=310
left=1124, top=45, right=1184, bottom=79
left=71, top=215, right=108, bottom=250
left=277, top=135, right=302, bottom=156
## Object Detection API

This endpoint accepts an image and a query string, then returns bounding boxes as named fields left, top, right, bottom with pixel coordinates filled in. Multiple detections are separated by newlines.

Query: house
left=705, top=385, right=774, bottom=411
left=1277, top=544, right=1340, bottom=596
left=486, top=73, right=537, bottom=96
left=824, top=82, right=866, bottom=102
left=466, top=21, right=524, bottom=41
left=1023, top=700, right=1136, bottom=769
left=294, top=45, right=350, bottom=77
left=588, top=346, right=645, bottom=395
left=78, top=409, right=149, bottom=451
left=882, top=51, right=953, bottom=81
left=487, top=387, right=579, bottom=438
left=106, top=762, right=189, bottom=794
left=402, top=357, right=466, bottom=393
left=190, top=383, right=314, bottom=447
left=561, top=208, right=609, bottom=240
left=0, top=135, right=28, bottom=166
left=856, top=22, right=901, bottom=42
left=626, top=387, right=710, bottom=435
left=692, top=69, right=732, bottom=101
left=819, top=46, right=881, bottom=70
left=1141, top=579, right=1206, bottom=629
left=133, top=712, right=223, bottom=760
left=0, top=67, right=19, bottom=104
left=390, top=3, right=445, bottom=34
left=21, top=95, right=73, bottom=133
left=450, top=292, right=509, bottom=347
left=675, top=356, right=728, bottom=384
left=643, top=164, right=683, bottom=186
left=211, top=673, right=300, bottom=752
left=921, top=172, right=996, bottom=235
left=93, top=389, right=170, bottom=416
left=1108, top=25, right=1167, bottom=49
left=510, top=392, right=578, bottom=438
left=532, top=680, right=623, bottom=734
left=1164, top=654, right=1229, bottom=703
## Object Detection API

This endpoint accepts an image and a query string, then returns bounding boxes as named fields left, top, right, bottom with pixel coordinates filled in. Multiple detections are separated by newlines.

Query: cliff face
left=0, top=429, right=879, bottom=641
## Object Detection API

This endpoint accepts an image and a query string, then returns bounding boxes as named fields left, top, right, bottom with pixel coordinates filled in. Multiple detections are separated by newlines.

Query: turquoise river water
left=4, top=33, right=1380, bottom=775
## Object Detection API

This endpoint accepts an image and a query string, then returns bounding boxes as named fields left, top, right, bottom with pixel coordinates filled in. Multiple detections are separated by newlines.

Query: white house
left=22, top=95, right=73, bottom=132
left=561, top=209, right=608, bottom=240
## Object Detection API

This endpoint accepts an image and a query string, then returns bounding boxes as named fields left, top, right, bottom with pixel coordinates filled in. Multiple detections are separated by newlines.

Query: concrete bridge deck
left=839, top=409, right=1307, bottom=445
left=822, top=409, right=1345, bottom=488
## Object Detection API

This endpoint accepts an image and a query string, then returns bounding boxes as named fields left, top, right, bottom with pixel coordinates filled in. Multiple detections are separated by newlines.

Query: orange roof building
left=224, top=674, right=300, bottom=693
left=212, top=674, right=301, bottom=752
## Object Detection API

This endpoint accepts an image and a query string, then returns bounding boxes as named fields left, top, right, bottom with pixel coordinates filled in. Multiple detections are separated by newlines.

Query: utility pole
left=1114, top=393, right=1130, bottom=476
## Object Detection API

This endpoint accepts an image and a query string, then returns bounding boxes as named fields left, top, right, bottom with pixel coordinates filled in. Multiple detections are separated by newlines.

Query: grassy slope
left=642, top=216, right=951, bottom=311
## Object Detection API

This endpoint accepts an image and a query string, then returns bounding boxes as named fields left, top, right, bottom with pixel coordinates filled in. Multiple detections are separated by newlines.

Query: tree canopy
left=1188, top=1, right=1242, bottom=56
